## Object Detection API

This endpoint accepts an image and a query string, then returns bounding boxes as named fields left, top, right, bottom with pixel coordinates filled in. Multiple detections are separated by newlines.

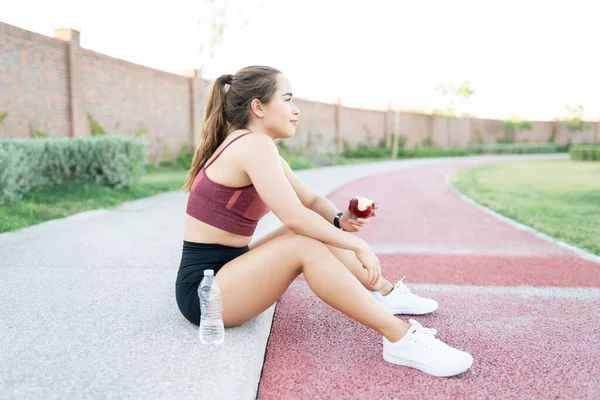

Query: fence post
left=335, top=97, right=342, bottom=153
left=384, top=103, right=392, bottom=147
left=184, top=69, right=201, bottom=146
left=392, top=109, right=401, bottom=158
left=54, top=28, right=87, bottom=137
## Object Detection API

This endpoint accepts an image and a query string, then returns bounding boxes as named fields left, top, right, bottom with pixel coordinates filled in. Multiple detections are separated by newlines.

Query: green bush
left=157, top=142, right=196, bottom=170
left=284, top=156, right=315, bottom=170
left=0, top=136, right=147, bottom=203
left=422, top=137, right=436, bottom=148
left=87, top=114, right=108, bottom=136
left=501, top=119, right=533, bottom=143
left=471, top=143, right=558, bottom=154
left=276, top=141, right=339, bottom=169
left=342, top=138, right=470, bottom=159
left=569, top=145, right=600, bottom=161
left=0, top=142, right=43, bottom=203
left=343, top=141, right=392, bottom=158
left=398, top=148, right=472, bottom=158
left=175, top=142, right=195, bottom=168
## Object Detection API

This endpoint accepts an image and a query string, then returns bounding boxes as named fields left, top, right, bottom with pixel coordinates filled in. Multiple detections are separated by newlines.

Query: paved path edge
left=445, top=172, right=600, bottom=265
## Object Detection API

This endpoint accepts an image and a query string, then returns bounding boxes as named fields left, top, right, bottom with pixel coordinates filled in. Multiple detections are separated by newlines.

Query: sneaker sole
left=383, top=353, right=473, bottom=377
left=386, top=304, right=438, bottom=315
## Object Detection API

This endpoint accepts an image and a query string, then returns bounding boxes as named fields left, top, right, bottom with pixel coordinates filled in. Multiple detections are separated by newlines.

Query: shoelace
left=393, top=275, right=413, bottom=295
left=408, top=319, right=438, bottom=336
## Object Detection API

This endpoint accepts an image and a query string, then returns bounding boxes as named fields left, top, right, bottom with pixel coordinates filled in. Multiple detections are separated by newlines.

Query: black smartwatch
left=333, top=212, right=344, bottom=229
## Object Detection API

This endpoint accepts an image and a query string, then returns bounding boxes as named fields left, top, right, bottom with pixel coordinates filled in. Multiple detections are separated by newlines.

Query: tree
left=564, top=104, right=586, bottom=133
left=501, top=116, right=533, bottom=143
left=196, top=0, right=264, bottom=80
left=434, top=80, right=475, bottom=117
left=196, top=0, right=227, bottom=79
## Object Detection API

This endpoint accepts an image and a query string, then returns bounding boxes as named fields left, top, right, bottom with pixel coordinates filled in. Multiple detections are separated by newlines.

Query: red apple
left=348, top=196, right=376, bottom=218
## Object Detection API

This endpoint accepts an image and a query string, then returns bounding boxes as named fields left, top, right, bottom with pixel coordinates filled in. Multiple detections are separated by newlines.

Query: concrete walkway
left=0, top=153, right=572, bottom=399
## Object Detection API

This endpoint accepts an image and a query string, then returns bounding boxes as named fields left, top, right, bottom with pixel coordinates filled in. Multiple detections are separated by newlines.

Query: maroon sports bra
left=186, top=132, right=270, bottom=236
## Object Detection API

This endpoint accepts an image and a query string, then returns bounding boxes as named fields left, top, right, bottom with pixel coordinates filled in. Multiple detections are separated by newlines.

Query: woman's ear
left=250, top=99, right=264, bottom=118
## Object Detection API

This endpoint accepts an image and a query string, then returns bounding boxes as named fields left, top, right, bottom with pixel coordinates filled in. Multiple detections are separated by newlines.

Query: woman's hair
left=182, top=65, right=282, bottom=193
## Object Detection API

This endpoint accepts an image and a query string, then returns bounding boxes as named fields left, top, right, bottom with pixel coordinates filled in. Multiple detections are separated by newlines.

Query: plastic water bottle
left=198, top=269, right=224, bottom=345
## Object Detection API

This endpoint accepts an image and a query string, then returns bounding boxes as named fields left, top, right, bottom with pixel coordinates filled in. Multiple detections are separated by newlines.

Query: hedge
left=569, top=144, right=600, bottom=161
left=0, top=136, right=147, bottom=203
left=470, top=143, right=559, bottom=154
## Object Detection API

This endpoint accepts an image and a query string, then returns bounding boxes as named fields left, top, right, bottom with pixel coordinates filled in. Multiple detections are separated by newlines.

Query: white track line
left=290, top=280, right=600, bottom=299
left=410, top=283, right=600, bottom=299
left=368, top=243, right=565, bottom=256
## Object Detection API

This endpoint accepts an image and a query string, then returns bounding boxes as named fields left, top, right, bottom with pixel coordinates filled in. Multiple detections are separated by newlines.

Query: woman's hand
left=339, top=209, right=376, bottom=232
left=354, top=245, right=381, bottom=287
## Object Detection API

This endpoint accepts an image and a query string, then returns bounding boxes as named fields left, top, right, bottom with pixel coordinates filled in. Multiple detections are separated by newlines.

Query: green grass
left=451, top=159, right=600, bottom=256
left=0, top=166, right=189, bottom=233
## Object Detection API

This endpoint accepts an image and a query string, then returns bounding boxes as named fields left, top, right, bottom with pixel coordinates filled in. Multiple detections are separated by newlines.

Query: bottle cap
left=204, top=269, right=214, bottom=276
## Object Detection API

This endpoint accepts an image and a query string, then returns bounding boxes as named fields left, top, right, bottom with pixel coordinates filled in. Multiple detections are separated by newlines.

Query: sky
left=2, top=0, right=599, bottom=121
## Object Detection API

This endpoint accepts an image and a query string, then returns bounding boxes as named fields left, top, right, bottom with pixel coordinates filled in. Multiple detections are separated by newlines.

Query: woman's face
left=260, top=74, right=300, bottom=139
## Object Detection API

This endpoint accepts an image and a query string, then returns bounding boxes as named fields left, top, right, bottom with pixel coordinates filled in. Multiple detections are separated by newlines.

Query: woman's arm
left=309, top=196, right=340, bottom=226
left=243, top=134, right=367, bottom=253
left=279, top=158, right=371, bottom=232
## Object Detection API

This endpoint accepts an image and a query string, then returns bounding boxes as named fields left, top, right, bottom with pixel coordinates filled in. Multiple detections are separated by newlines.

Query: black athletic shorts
left=175, top=240, right=249, bottom=326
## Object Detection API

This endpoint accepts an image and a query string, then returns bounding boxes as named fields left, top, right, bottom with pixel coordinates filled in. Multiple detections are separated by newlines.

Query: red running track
left=258, top=158, right=600, bottom=399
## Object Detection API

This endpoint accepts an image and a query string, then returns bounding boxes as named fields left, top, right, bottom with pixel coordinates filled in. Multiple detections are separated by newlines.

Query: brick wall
left=288, top=99, right=338, bottom=153
left=0, top=23, right=71, bottom=138
left=81, top=48, right=192, bottom=159
left=0, top=22, right=199, bottom=162
left=1, top=21, right=598, bottom=160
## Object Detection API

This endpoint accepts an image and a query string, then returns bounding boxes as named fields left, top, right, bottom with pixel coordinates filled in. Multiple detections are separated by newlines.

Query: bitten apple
left=348, top=197, right=376, bottom=218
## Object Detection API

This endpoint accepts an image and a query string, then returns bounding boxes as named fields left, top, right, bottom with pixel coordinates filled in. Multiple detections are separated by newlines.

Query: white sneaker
left=371, top=276, right=438, bottom=315
left=383, top=319, right=474, bottom=377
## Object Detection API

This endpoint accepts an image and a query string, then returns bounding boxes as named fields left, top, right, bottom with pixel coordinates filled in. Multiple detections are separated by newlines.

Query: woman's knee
left=284, top=233, right=330, bottom=259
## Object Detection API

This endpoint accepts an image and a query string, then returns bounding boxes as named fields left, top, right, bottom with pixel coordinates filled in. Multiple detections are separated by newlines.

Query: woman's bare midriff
left=184, top=215, right=253, bottom=247
left=183, top=130, right=255, bottom=248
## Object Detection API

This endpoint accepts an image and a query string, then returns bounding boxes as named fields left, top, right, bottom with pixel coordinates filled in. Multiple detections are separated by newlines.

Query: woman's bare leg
left=250, top=225, right=393, bottom=293
left=215, top=233, right=409, bottom=342
left=325, top=245, right=393, bottom=292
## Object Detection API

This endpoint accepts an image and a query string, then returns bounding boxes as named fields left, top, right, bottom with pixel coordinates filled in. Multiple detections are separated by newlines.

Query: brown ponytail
left=183, top=74, right=230, bottom=192
left=183, top=66, right=281, bottom=193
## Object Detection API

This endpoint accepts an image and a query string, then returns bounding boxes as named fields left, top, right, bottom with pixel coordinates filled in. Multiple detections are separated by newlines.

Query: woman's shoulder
left=243, top=131, right=272, bottom=142
left=236, top=132, right=280, bottom=169
left=238, top=131, right=277, bottom=152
